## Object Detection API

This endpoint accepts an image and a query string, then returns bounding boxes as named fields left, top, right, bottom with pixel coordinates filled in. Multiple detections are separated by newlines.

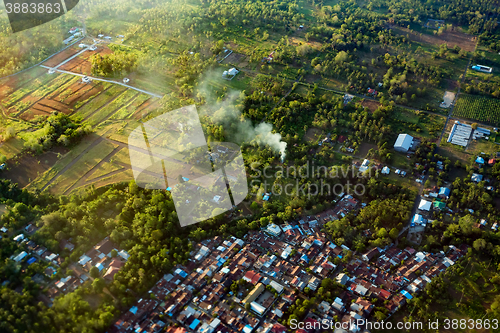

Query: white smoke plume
left=197, top=80, right=287, bottom=160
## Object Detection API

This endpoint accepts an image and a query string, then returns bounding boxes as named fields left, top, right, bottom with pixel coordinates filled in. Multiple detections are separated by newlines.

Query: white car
left=89, top=45, right=97, bottom=51
left=123, top=78, right=130, bottom=84
left=48, top=68, right=56, bottom=74
left=82, top=76, right=92, bottom=83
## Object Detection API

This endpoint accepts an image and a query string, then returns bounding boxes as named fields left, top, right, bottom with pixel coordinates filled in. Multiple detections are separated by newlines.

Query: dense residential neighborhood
left=106, top=224, right=468, bottom=333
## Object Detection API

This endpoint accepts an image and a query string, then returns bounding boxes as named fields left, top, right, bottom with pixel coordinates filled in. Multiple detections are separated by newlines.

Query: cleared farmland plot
left=75, top=85, right=128, bottom=119
left=86, top=90, right=139, bottom=126
left=109, top=94, right=152, bottom=120
left=453, top=94, right=500, bottom=125
left=47, top=139, right=119, bottom=194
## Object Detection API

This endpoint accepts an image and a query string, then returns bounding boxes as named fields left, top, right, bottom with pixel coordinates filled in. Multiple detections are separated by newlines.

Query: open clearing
left=441, top=91, right=455, bottom=108
left=390, top=26, right=477, bottom=52
left=1, top=146, right=68, bottom=187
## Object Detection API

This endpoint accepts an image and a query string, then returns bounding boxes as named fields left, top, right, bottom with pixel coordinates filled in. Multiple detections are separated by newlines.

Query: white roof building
left=471, top=173, right=483, bottom=182
left=270, top=280, right=284, bottom=294
left=418, top=199, right=432, bottom=211
left=381, top=166, right=390, bottom=174
left=13, top=251, right=27, bottom=262
left=250, top=302, right=266, bottom=315
left=394, top=134, right=414, bottom=152
left=267, top=224, right=281, bottom=237
left=13, top=234, right=24, bottom=242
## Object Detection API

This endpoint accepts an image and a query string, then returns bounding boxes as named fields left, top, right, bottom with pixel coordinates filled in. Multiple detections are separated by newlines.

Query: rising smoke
left=197, top=77, right=287, bottom=160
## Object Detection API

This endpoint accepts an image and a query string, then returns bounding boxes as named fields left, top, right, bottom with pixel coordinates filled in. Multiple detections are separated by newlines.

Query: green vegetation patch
left=453, top=93, right=500, bottom=125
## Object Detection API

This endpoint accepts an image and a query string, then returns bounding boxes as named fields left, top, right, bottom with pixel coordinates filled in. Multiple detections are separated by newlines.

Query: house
left=336, top=273, right=349, bottom=285
left=243, top=283, right=265, bottom=304
left=394, top=134, right=414, bottom=153
left=381, top=166, right=390, bottom=175
left=412, top=214, right=424, bottom=226
left=418, top=199, right=432, bottom=211
left=223, top=68, right=240, bottom=79
left=489, top=159, right=496, bottom=165
left=471, top=65, right=492, bottom=73
left=13, top=251, right=28, bottom=262
left=362, top=248, right=379, bottom=261
left=267, top=224, right=282, bottom=237
left=438, top=187, right=450, bottom=198
left=359, top=159, right=370, bottom=173
left=475, top=156, right=485, bottom=164
left=13, top=234, right=24, bottom=242
left=471, top=173, right=483, bottom=182
left=433, top=201, right=446, bottom=210
left=243, top=271, right=262, bottom=285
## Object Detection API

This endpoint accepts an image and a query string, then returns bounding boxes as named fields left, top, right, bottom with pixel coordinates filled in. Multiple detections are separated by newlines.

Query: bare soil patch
left=43, top=47, right=80, bottom=67
left=360, top=99, right=381, bottom=112
left=222, top=52, right=247, bottom=65
left=304, top=127, right=322, bottom=142
left=390, top=26, right=477, bottom=52
left=2, top=147, right=69, bottom=187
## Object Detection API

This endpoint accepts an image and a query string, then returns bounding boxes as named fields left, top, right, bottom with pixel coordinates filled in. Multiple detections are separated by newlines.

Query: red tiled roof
left=243, top=270, right=262, bottom=284
left=272, top=324, right=287, bottom=333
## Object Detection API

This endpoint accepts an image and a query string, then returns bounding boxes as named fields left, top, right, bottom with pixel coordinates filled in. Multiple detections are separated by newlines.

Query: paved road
left=40, top=65, right=164, bottom=98
left=51, top=44, right=94, bottom=69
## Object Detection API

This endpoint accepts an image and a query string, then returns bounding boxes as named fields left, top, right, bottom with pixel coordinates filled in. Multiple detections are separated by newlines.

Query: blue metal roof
left=401, top=290, right=413, bottom=299
left=189, top=319, right=201, bottom=330
left=439, top=187, right=450, bottom=195
left=27, top=257, right=36, bottom=265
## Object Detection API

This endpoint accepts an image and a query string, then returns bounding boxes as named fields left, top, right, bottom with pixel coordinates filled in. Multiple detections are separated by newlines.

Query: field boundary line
left=40, top=66, right=164, bottom=98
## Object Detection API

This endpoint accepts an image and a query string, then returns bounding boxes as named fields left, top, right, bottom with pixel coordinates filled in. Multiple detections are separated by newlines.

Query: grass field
left=47, top=139, right=118, bottom=194
left=389, top=107, right=446, bottom=141
left=0, top=137, right=25, bottom=159
left=28, top=134, right=102, bottom=191
left=453, top=93, right=500, bottom=125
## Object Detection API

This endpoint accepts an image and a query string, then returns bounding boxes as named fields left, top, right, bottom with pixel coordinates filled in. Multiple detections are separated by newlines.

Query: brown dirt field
left=444, top=79, right=459, bottom=91
left=40, top=99, right=69, bottom=110
left=20, top=108, right=51, bottom=121
left=60, top=82, right=95, bottom=105
left=390, top=26, right=477, bottom=52
left=58, top=47, right=112, bottom=75
left=1, top=147, right=68, bottom=187
left=43, top=47, right=80, bottom=67
left=68, top=85, right=103, bottom=107
left=360, top=99, right=381, bottom=112
left=60, top=56, right=93, bottom=75
left=222, top=52, right=247, bottom=65
left=132, top=99, right=160, bottom=119
left=34, top=99, right=71, bottom=114
left=304, top=127, right=322, bottom=142
left=0, top=68, right=46, bottom=98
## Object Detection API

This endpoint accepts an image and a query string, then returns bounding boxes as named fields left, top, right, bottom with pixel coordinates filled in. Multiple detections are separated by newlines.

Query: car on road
left=123, top=78, right=130, bottom=84
left=82, top=76, right=92, bottom=83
